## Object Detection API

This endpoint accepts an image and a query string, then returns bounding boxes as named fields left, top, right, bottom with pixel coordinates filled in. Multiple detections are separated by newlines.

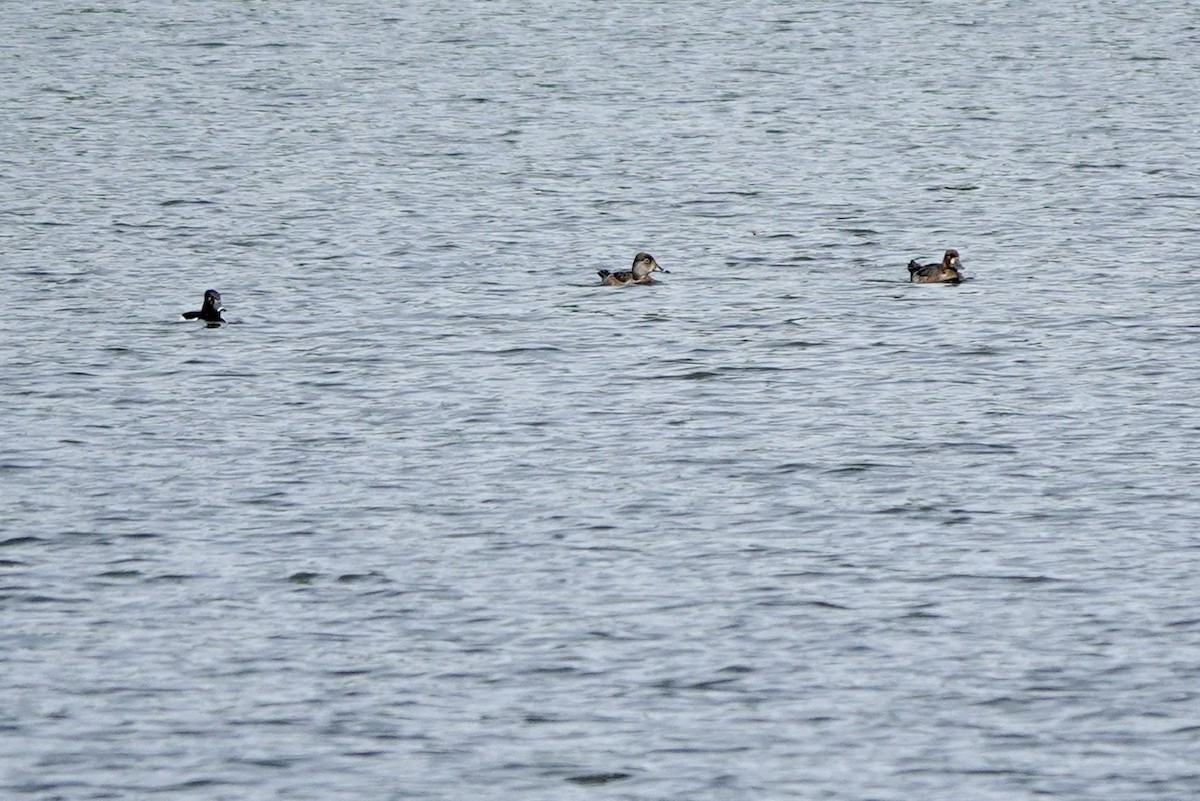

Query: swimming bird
left=597, top=252, right=667, bottom=286
left=181, top=289, right=225, bottom=323
left=907, top=249, right=963, bottom=283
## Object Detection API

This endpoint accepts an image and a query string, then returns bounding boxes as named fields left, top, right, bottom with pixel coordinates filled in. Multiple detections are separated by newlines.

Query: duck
left=598, top=252, right=668, bottom=286
left=181, top=289, right=225, bottom=323
left=907, top=249, right=963, bottom=283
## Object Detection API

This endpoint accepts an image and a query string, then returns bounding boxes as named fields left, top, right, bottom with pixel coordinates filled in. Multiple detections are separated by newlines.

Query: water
left=4, top=1, right=1200, bottom=798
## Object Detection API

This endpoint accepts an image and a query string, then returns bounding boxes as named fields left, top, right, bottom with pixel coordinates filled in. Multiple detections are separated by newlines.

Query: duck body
left=598, top=252, right=666, bottom=286
left=907, top=249, right=963, bottom=283
left=182, top=289, right=225, bottom=323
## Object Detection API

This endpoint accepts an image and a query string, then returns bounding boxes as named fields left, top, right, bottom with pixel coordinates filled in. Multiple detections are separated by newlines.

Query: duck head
left=631, top=252, right=667, bottom=281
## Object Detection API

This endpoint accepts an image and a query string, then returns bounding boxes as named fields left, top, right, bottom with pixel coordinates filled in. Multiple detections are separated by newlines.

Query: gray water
left=4, top=2, right=1200, bottom=798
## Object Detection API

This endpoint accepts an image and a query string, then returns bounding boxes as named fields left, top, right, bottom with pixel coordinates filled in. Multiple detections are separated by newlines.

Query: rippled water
left=4, top=2, right=1200, bottom=798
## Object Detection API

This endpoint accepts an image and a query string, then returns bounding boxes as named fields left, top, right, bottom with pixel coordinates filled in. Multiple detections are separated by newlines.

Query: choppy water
left=4, top=2, right=1200, bottom=798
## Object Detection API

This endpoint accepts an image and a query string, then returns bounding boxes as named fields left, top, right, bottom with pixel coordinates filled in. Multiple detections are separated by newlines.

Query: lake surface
left=4, top=1, right=1200, bottom=798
